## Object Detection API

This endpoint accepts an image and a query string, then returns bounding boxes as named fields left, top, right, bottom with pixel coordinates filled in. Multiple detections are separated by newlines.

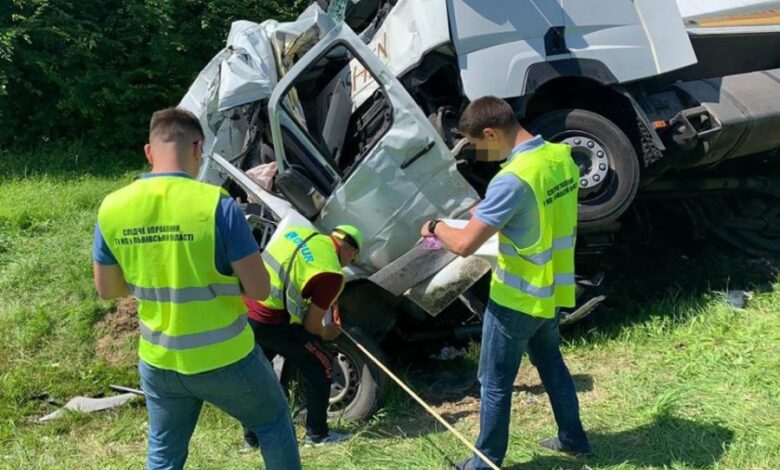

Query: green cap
left=332, top=224, right=363, bottom=250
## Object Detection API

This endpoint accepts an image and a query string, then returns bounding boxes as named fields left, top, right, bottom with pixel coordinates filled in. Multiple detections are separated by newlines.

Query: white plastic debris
left=726, top=290, right=753, bottom=310
left=430, top=346, right=466, bottom=361
left=38, top=393, right=141, bottom=423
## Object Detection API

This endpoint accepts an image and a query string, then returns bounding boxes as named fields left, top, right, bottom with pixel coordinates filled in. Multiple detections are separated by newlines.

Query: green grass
left=1, top=145, right=779, bottom=469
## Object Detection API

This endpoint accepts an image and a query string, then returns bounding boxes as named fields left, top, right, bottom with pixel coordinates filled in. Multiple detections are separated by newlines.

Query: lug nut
left=593, top=174, right=601, bottom=182
left=587, top=141, right=595, bottom=148
left=580, top=178, right=588, bottom=187
left=597, top=151, right=604, bottom=158
left=599, top=163, right=607, bottom=171
left=574, top=139, right=581, bottom=145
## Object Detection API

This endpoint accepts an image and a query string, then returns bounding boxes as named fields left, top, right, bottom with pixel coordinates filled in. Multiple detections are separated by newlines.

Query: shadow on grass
left=512, top=414, right=734, bottom=470
left=358, top=412, right=733, bottom=469
left=563, top=231, right=780, bottom=345
left=404, top=370, right=593, bottom=409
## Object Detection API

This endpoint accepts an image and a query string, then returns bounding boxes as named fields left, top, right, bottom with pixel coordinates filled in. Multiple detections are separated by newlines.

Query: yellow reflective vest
left=259, top=227, right=344, bottom=323
left=97, top=176, right=254, bottom=374
left=489, top=142, right=579, bottom=318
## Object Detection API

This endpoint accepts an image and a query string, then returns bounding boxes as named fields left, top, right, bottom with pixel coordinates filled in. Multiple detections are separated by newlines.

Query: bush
left=0, top=0, right=307, bottom=150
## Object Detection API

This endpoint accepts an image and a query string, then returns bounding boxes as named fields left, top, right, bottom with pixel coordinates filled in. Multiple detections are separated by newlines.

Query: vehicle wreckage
left=179, top=0, right=780, bottom=421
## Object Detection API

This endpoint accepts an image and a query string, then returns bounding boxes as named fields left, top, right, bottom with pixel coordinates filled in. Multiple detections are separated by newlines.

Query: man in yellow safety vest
left=243, top=224, right=362, bottom=448
left=93, top=108, right=301, bottom=470
left=421, top=97, right=591, bottom=469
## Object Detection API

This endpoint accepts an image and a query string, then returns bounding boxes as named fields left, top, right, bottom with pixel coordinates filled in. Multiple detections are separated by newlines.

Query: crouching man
left=243, top=225, right=363, bottom=447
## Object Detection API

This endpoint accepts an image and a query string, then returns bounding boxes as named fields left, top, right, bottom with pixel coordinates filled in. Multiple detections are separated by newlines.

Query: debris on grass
left=430, top=346, right=467, bottom=361
left=726, top=290, right=753, bottom=310
left=38, top=393, right=141, bottom=423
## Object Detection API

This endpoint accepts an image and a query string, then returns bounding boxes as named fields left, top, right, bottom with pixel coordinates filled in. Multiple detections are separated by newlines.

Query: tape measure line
left=339, top=327, right=501, bottom=470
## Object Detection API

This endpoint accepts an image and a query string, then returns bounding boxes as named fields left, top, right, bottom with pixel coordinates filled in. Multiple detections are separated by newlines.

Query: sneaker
left=240, top=441, right=258, bottom=454
left=451, top=458, right=474, bottom=470
left=303, top=431, right=352, bottom=447
left=539, top=437, right=592, bottom=457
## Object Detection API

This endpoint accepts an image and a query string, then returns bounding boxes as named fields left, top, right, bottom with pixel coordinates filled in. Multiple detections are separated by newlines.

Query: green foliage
left=0, top=0, right=307, bottom=150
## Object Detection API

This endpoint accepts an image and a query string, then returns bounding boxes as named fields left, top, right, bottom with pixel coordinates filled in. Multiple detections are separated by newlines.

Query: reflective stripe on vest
left=498, top=232, right=576, bottom=266
left=258, top=227, right=344, bottom=323
left=494, top=268, right=576, bottom=299
left=489, top=142, right=579, bottom=318
left=140, top=314, right=248, bottom=350
left=261, top=251, right=308, bottom=319
left=129, top=283, right=242, bottom=303
left=97, top=176, right=254, bottom=374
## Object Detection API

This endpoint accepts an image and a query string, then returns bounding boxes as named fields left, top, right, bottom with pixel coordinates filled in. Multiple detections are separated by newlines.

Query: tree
left=0, top=0, right=307, bottom=149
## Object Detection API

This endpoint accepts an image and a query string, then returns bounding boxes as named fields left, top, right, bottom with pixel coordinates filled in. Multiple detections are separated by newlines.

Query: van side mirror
left=275, top=167, right=326, bottom=219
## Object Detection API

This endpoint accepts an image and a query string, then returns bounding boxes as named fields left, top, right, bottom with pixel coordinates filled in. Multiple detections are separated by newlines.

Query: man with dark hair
left=421, top=96, right=590, bottom=469
left=148, top=107, right=206, bottom=144
left=93, top=107, right=301, bottom=470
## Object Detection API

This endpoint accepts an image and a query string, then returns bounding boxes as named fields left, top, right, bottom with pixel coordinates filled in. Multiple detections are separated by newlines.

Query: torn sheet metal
left=217, top=23, right=278, bottom=112
left=38, top=393, right=141, bottom=423
left=402, top=219, right=496, bottom=315
left=368, top=244, right=458, bottom=296
left=181, top=5, right=335, bottom=188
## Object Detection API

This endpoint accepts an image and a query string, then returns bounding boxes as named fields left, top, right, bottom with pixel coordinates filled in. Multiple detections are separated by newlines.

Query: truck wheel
left=327, top=326, right=388, bottom=422
left=528, top=109, right=640, bottom=229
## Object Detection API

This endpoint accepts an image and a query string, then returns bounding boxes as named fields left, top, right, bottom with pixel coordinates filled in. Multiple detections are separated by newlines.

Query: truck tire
left=327, top=326, right=388, bottom=422
left=528, top=109, right=640, bottom=229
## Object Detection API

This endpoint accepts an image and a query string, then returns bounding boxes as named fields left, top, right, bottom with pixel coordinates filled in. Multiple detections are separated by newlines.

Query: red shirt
left=246, top=237, right=344, bottom=324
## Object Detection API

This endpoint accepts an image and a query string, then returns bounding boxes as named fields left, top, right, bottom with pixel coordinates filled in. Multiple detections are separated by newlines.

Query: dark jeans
left=244, top=319, right=334, bottom=444
left=467, top=300, right=590, bottom=469
left=138, top=347, right=301, bottom=470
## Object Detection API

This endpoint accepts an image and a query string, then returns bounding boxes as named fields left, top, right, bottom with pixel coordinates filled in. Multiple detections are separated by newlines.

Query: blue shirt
left=475, top=136, right=544, bottom=247
left=93, top=172, right=259, bottom=276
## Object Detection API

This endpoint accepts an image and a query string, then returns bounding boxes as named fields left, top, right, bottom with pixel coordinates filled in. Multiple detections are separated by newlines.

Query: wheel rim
left=558, top=133, right=612, bottom=199
left=328, top=351, right=360, bottom=413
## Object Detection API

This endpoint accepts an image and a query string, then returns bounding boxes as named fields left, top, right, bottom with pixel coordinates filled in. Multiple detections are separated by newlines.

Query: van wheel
left=529, top=109, right=640, bottom=229
left=327, top=326, right=387, bottom=422
left=281, top=326, right=387, bottom=423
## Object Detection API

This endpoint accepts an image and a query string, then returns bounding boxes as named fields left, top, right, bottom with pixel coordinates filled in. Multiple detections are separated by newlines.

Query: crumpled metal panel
left=217, top=22, right=278, bottom=112
left=180, top=5, right=334, bottom=185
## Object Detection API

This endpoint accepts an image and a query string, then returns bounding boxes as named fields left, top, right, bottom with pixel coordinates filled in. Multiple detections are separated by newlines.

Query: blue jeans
left=138, top=346, right=301, bottom=470
left=468, top=301, right=590, bottom=469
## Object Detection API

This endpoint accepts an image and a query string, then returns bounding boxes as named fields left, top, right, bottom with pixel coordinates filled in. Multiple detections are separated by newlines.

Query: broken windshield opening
left=277, top=42, right=393, bottom=179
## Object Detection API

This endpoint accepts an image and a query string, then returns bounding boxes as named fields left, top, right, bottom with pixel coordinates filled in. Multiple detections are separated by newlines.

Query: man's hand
left=421, top=220, right=434, bottom=238
left=423, top=217, right=499, bottom=258
left=304, top=303, right=342, bottom=341
left=231, top=252, right=271, bottom=301
left=321, top=323, right=341, bottom=341
left=332, top=304, right=342, bottom=326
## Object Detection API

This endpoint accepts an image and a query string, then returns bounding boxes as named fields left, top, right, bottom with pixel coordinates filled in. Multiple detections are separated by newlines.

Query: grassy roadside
left=1, top=146, right=779, bottom=469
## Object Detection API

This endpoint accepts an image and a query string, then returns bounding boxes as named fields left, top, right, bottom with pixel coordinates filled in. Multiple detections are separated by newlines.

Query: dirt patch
left=424, top=359, right=605, bottom=425
left=94, top=297, right=138, bottom=367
